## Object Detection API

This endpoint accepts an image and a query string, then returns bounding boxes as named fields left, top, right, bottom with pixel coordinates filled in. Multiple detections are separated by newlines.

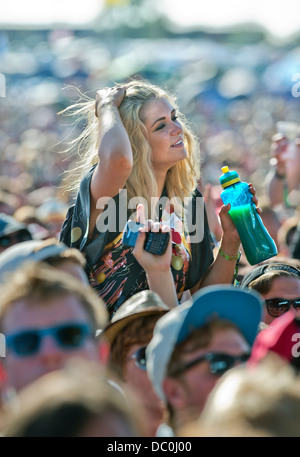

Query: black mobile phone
left=122, top=220, right=170, bottom=256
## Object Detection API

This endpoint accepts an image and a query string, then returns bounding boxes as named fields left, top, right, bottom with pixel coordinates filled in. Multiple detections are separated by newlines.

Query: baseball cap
left=0, top=239, right=69, bottom=283
left=248, top=309, right=300, bottom=371
left=100, top=290, right=170, bottom=345
left=146, top=284, right=263, bottom=401
left=0, top=213, right=31, bottom=238
left=241, top=263, right=300, bottom=288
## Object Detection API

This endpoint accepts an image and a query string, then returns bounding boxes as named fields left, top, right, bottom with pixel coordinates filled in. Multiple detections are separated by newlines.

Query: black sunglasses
left=6, top=322, right=92, bottom=357
left=129, top=346, right=147, bottom=370
left=265, top=297, right=300, bottom=317
left=0, top=231, right=32, bottom=248
left=170, top=352, right=251, bottom=377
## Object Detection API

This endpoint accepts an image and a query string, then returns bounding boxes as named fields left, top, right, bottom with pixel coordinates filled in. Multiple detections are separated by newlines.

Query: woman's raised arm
left=89, top=86, right=133, bottom=235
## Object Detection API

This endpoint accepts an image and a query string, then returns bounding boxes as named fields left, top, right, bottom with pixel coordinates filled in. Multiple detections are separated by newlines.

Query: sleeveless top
left=60, top=165, right=215, bottom=318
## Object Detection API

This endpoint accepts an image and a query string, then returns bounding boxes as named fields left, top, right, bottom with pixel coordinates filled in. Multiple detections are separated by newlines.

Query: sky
left=0, top=0, right=299, bottom=39
left=159, top=0, right=300, bottom=38
left=0, top=0, right=104, bottom=26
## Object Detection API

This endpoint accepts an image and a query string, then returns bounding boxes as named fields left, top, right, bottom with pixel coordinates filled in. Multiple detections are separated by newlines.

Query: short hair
left=1, top=359, right=144, bottom=437
left=241, top=262, right=300, bottom=292
left=0, top=263, right=108, bottom=334
left=247, top=270, right=300, bottom=295
left=109, top=313, right=161, bottom=380
left=45, top=247, right=86, bottom=269
left=31, top=237, right=87, bottom=269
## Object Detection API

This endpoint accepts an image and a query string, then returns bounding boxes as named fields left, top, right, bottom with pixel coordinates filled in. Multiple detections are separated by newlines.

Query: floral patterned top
left=60, top=165, right=215, bottom=318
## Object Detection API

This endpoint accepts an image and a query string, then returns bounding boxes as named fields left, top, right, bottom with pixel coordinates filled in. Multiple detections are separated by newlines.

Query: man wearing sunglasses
left=146, top=285, right=263, bottom=437
left=241, top=262, right=300, bottom=325
left=0, top=262, right=108, bottom=399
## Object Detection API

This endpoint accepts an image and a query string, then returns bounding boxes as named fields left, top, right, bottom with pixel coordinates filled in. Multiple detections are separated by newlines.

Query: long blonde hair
left=60, top=79, right=201, bottom=210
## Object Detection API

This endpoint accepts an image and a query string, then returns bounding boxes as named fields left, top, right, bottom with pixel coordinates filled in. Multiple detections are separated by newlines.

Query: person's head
left=0, top=263, right=108, bottom=394
left=277, top=216, right=299, bottom=257
left=35, top=198, right=68, bottom=239
left=118, top=80, right=200, bottom=206
left=0, top=191, right=20, bottom=216
left=146, top=285, right=263, bottom=434
left=241, top=263, right=300, bottom=325
left=100, top=290, right=170, bottom=436
left=1, top=359, right=144, bottom=437
left=186, top=353, right=300, bottom=437
left=61, top=79, right=200, bottom=212
left=0, top=213, right=32, bottom=254
left=0, top=237, right=89, bottom=285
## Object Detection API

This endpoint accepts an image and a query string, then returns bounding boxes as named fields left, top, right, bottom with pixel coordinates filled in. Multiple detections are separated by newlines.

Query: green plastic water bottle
left=219, top=166, right=278, bottom=265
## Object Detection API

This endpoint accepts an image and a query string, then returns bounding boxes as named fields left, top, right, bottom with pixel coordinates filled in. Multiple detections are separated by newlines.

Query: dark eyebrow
left=151, top=109, right=176, bottom=128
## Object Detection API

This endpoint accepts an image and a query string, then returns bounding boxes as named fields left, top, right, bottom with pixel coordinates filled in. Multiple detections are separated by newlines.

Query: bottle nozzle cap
left=221, top=166, right=230, bottom=174
left=219, top=166, right=240, bottom=188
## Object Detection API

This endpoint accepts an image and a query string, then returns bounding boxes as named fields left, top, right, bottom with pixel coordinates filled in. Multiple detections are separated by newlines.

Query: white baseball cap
left=146, top=284, right=263, bottom=401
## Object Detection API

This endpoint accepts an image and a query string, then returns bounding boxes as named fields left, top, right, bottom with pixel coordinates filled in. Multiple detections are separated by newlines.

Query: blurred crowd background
left=0, top=0, right=299, bottom=239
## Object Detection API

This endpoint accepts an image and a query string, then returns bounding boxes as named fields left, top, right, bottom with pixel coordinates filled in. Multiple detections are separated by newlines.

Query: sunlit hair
left=59, top=79, right=201, bottom=213
left=0, top=263, right=108, bottom=334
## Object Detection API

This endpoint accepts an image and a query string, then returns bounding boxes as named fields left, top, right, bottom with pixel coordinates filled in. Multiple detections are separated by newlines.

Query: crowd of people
left=0, top=27, right=300, bottom=438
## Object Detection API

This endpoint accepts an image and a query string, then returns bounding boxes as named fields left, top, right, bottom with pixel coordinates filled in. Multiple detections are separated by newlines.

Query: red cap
left=249, top=309, right=300, bottom=368
left=0, top=360, right=6, bottom=382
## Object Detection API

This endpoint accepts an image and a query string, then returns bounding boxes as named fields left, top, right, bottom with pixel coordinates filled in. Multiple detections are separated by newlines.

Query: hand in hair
left=95, top=86, right=126, bottom=117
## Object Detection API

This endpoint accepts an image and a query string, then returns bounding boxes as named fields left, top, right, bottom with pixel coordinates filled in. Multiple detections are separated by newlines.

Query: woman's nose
left=171, top=122, right=182, bottom=135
